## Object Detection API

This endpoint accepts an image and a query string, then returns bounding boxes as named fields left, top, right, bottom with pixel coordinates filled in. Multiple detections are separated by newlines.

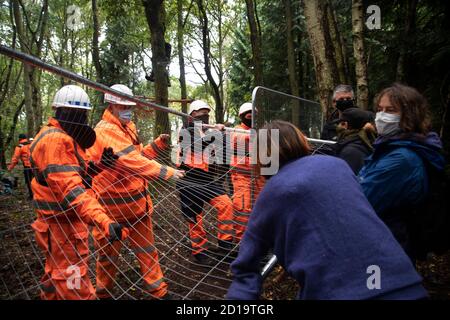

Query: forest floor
left=0, top=178, right=449, bottom=300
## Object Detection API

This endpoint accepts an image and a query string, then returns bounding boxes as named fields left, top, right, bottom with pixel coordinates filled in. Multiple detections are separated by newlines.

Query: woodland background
left=0, top=0, right=449, bottom=167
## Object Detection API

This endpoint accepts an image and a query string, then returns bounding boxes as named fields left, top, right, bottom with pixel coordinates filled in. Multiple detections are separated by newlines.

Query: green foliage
left=0, top=0, right=449, bottom=159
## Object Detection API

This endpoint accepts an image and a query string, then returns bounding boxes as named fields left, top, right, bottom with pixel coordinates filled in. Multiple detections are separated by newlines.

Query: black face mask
left=55, top=108, right=96, bottom=149
left=240, top=115, right=252, bottom=128
left=194, top=114, right=209, bottom=124
left=335, top=99, right=354, bottom=111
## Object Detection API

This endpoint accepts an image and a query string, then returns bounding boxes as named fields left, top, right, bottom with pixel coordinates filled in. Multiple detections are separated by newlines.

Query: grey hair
left=332, top=84, right=354, bottom=100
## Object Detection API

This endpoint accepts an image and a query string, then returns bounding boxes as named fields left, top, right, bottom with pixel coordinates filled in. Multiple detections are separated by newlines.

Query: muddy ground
left=0, top=179, right=448, bottom=300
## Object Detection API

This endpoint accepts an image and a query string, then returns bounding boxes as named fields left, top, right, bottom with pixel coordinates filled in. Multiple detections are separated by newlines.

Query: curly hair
left=374, top=83, right=431, bottom=135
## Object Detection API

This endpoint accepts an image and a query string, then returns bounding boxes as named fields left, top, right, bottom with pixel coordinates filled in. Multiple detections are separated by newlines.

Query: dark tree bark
left=92, top=0, right=103, bottom=82
left=12, top=0, right=48, bottom=136
left=196, top=0, right=224, bottom=123
left=177, top=0, right=188, bottom=121
left=284, top=0, right=300, bottom=126
left=396, top=0, right=418, bottom=82
left=143, top=0, right=170, bottom=136
left=245, top=0, right=263, bottom=86
left=326, top=0, right=349, bottom=84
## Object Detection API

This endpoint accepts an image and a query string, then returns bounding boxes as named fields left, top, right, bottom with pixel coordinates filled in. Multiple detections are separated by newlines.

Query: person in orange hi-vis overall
left=230, top=103, right=265, bottom=242
left=30, top=85, right=129, bottom=300
left=8, top=133, right=33, bottom=198
left=176, top=100, right=235, bottom=266
left=87, top=84, right=185, bottom=300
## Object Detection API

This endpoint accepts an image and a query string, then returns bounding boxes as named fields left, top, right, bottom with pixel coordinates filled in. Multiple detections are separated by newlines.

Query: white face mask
left=118, top=109, right=133, bottom=122
left=375, top=112, right=401, bottom=136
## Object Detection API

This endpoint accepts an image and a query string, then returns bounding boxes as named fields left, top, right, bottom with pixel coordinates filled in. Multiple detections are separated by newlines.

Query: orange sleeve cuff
left=164, top=166, right=176, bottom=180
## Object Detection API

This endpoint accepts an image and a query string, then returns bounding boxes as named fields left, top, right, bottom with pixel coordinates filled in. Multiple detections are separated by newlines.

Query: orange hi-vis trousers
left=231, top=172, right=265, bottom=241
left=93, top=215, right=167, bottom=299
left=187, top=194, right=235, bottom=255
left=32, top=217, right=95, bottom=300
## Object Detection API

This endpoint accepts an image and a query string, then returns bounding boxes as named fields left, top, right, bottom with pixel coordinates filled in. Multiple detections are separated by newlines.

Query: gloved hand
left=158, top=134, right=170, bottom=146
left=107, top=222, right=130, bottom=243
left=171, top=169, right=185, bottom=180
left=100, top=147, right=119, bottom=168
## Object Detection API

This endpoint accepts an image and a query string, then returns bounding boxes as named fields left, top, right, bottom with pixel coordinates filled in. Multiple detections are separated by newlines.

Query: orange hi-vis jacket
left=88, top=109, right=175, bottom=222
left=8, top=138, right=31, bottom=169
left=176, top=124, right=211, bottom=172
left=230, top=123, right=254, bottom=174
left=29, top=118, right=113, bottom=227
left=30, top=118, right=114, bottom=300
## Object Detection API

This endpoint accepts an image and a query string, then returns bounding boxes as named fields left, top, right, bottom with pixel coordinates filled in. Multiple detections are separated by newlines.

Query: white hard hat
left=104, top=84, right=136, bottom=106
left=239, top=102, right=253, bottom=116
left=52, top=85, right=91, bottom=110
left=189, top=100, right=211, bottom=115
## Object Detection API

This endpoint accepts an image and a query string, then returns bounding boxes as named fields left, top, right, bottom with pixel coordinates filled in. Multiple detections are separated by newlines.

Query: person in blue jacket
left=227, top=120, right=427, bottom=300
left=358, top=83, right=445, bottom=261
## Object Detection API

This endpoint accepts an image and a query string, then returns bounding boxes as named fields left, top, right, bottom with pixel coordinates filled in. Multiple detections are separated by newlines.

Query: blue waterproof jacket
left=359, top=132, right=445, bottom=215
left=358, top=132, right=445, bottom=256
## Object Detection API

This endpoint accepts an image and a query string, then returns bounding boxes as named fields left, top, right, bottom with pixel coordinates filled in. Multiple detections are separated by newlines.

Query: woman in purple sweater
left=227, top=120, right=427, bottom=300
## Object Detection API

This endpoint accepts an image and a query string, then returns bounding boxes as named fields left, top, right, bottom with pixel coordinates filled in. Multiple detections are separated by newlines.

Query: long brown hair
left=258, top=120, right=311, bottom=171
left=374, top=83, right=431, bottom=135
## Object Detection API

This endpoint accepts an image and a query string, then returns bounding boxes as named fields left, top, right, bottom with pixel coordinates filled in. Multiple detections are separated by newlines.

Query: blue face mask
left=119, top=109, right=133, bottom=122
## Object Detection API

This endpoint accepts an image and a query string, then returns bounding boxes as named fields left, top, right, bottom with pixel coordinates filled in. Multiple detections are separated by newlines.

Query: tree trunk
left=326, top=0, right=348, bottom=84
left=245, top=0, right=263, bottom=86
left=217, top=1, right=225, bottom=119
left=352, top=0, right=369, bottom=109
left=143, top=0, right=170, bottom=136
left=12, top=0, right=48, bottom=135
left=177, top=0, right=188, bottom=121
left=284, top=0, right=300, bottom=127
left=92, top=0, right=103, bottom=82
left=91, top=0, right=105, bottom=123
left=12, top=0, right=34, bottom=135
left=0, top=100, right=25, bottom=169
left=396, top=0, right=418, bottom=83
left=302, top=0, right=335, bottom=115
left=196, top=0, right=224, bottom=123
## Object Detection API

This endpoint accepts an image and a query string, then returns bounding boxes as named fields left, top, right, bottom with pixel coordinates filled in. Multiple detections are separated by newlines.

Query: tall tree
left=245, top=0, right=263, bottom=86
left=196, top=0, right=224, bottom=123
left=303, top=0, right=335, bottom=115
left=143, top=0, right=170, bottom=135
left=91, top=0, right=103, bottom=82
left=177, top=0, right=188, bottom=118
left=396, top=0, right=418, bottom=82
left=352, top=0, right=369, bottom=109
left=326, top=0, right=349, bottom=84
left=284, top=0, right=300, bottom=126
left=12, top=0, right=49, bottom=135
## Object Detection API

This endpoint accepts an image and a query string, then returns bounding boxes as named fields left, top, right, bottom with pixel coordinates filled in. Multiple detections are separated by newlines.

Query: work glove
left=84, top=147, right=119, bottom=186
left=100, top=147, right=119, bottom=168
left=171, top=169, right=185, bottom=181
left=158, top=134, right=171, bottom=146
left=83, top=161, right=100, bottom=189
left=107, top=222, right=130, bottom=243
